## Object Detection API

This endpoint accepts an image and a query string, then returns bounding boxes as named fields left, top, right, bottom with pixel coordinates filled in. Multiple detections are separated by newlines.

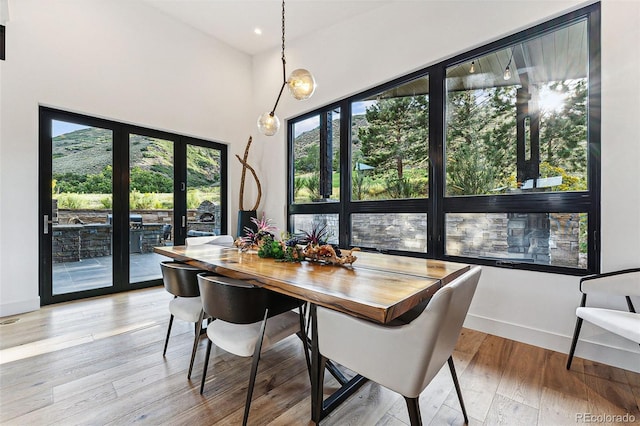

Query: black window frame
left=1, top=24, right=5, bottom=60
left=287, top=3, right=600, bottom=276
left=39, top=107, right=228, bottom=305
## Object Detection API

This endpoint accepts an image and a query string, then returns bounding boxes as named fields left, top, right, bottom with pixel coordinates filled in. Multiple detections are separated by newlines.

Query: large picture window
left=287, top=3, right=599, bottom=274
left=352, top=75, right=429, bottom=202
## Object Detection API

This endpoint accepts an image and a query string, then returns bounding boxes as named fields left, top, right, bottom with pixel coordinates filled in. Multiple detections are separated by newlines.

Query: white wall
left=251, top=0, right=640, bottom=371
left=0, top=0, right=253, bottom=315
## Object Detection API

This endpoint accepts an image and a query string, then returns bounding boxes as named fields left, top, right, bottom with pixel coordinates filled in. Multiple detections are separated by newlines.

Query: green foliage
left=539, top=80, right=588, bottom=173
left=358, top=96, right=429, bottom=181
left=293, top=177, right=305, bottom=200
left=187, top=190, right=202, bottom=209
left=445, top=81, right=587, bottom=195
left=295, top=142, right=320, bottom=174
left=304, top=174, right=321, bottom=201
left=539, top=162, right=586, bottom=191
left=447, top=143, right=500, bottom=195
left=352, top=171, right=369, bottom=201
left=100, top=195, right=113, bottom=209
left=256, top=234, right=303, bottom=262
left=130, top=190, right=162, bottom=209
left=130, top=167, right=172, bottom=193
left=446, top=86, right=517, bottom=195
left=385, top=177, right=415, bottom=199
left=56, top=193, right=85, bottom=209
left=52, top=129, right=221, bottom=196
left=282, top=245, right=303, bottom=262
left=257, top=235, right=285, bottom=259
left=53, top=165, right=112, bottom=194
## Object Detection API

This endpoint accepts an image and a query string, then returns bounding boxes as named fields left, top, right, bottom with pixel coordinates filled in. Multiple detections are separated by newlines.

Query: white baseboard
left=464, top=313, right=640, bottom=373
left=0, top=297, right=40, bottom=318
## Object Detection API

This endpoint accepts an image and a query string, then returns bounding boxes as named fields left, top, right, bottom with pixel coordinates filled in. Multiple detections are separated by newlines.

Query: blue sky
left=52, top=102, right=376, bottom=139
left=292, top=102, right=373, bottom=137
left=52, top=120, right=89, bottom=137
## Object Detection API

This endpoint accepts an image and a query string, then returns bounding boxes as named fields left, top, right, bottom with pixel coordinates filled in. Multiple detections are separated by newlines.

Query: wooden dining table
left=154, top=244, right=470, bottom=423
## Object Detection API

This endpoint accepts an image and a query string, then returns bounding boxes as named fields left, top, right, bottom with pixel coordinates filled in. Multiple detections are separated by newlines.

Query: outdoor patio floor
left=52, top=251, right=170, bottom=294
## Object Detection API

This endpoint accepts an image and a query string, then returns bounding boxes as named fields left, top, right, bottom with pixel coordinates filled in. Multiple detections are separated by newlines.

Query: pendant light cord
left=269, top=0, right=288, bottom=116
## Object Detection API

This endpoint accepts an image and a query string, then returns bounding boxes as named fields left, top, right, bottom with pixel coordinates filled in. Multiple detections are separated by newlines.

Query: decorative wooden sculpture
left=236, top=136, right=262, bottom=212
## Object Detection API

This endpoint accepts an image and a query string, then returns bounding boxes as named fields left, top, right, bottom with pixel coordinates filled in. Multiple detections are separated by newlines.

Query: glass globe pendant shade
left=287, top=68, right=316, bottom=100
left=503, top=65, right=512, bottom=80
left=257, top=111, right=280, bottom=136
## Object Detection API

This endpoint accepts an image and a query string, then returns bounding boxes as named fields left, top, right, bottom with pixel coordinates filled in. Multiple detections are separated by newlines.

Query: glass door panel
left=186, top=145, right=222, bottom=236
left=129, top=133, right=174, bottom=284
left=51, top=119, right=114, bottom=295
left=41, top=108, right=228, bottom=305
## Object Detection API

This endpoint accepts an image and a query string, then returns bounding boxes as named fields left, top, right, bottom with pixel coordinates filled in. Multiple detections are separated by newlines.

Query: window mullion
left=429, top=65, right=445, bottom=258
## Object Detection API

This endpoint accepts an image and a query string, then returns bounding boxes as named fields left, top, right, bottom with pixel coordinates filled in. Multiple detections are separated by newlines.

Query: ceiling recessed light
left=254, top=28, right=262, bottom=35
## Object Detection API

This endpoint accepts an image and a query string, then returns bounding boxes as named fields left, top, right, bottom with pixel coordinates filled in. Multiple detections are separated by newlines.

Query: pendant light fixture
left=503, top=49, right=514, bottom=80
left=257, top=0, right=316, bottom=136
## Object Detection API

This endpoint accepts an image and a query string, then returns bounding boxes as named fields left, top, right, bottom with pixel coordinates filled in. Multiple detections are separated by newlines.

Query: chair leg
left=566, top=317, right=583, bottom=370
left=188, top=310, right=205, bottom=379
left=447, top=356, right=468, bottom=424
left=200, top=339, right=213, bottom=394
left=163, top=314, right=174, bottom=356
left=404, top=397, right=422, bottom=426
left=243, top=309, right=269, bottom=426
left=297, top=305, right=312, bottom=383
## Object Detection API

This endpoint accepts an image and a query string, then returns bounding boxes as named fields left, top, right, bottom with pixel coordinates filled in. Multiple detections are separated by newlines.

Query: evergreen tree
left=538, top=79, right=587, bottom=176
left=446, top=86, right=520, bottom=195
left=358, top=96, right=429, bottom=180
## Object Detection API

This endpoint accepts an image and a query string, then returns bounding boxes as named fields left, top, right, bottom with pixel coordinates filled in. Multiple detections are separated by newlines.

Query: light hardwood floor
left=1, top=287, right=638, bottom=425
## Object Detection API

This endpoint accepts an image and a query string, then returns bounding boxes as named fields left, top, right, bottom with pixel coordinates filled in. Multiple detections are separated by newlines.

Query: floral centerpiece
left=290, top=223, right=360, bottom=265
left=236, top=216, right=358, bottom=266
left=234, top=213, right=277, bottom=251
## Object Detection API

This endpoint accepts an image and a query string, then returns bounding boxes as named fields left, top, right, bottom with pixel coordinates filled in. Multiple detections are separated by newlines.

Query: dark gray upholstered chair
left=160, top=261, right=209, bottom=379
left=197, top=273, right=303, bottom=426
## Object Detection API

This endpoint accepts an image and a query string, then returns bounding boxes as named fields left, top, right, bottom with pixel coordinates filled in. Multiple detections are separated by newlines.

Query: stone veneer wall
left=57, top=209, right=174, bottom=226
left=351, top=213, right=427, bottom=252
left=549, top=213, right=582, bottom=267
left=446, top=212, right=581, bottom=267
left=56, top=205, right=222, bottom=239
left=52, top=224, right=112, bottom=263
left=320, top=212, right=581, bottom=268
left=55, top=208, right=581, bottom=268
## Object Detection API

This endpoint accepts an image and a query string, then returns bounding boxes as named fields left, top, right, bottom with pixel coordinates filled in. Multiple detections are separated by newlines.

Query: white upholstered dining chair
left=316, top=266, right=481, bottom=425
left=185, top=234, right=234, bottom=247
left=566, top=268, right=640, bottom=370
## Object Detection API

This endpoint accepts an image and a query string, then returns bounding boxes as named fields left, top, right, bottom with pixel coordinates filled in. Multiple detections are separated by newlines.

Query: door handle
left=182, top=216, right=186, bottom=227
left=44, top=215, right=53, bottom=234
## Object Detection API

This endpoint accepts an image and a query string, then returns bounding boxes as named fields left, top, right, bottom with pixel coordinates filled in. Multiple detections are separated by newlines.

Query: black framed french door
left=39, top=107, right=227, bottom=305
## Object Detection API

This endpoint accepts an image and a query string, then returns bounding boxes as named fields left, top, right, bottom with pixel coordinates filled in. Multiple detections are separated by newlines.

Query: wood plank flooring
left=1, top=287, right=638, bottom=425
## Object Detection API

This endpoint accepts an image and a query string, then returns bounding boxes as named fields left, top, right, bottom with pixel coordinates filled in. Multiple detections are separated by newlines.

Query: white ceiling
left=140, top=0, right=394, bottom=56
